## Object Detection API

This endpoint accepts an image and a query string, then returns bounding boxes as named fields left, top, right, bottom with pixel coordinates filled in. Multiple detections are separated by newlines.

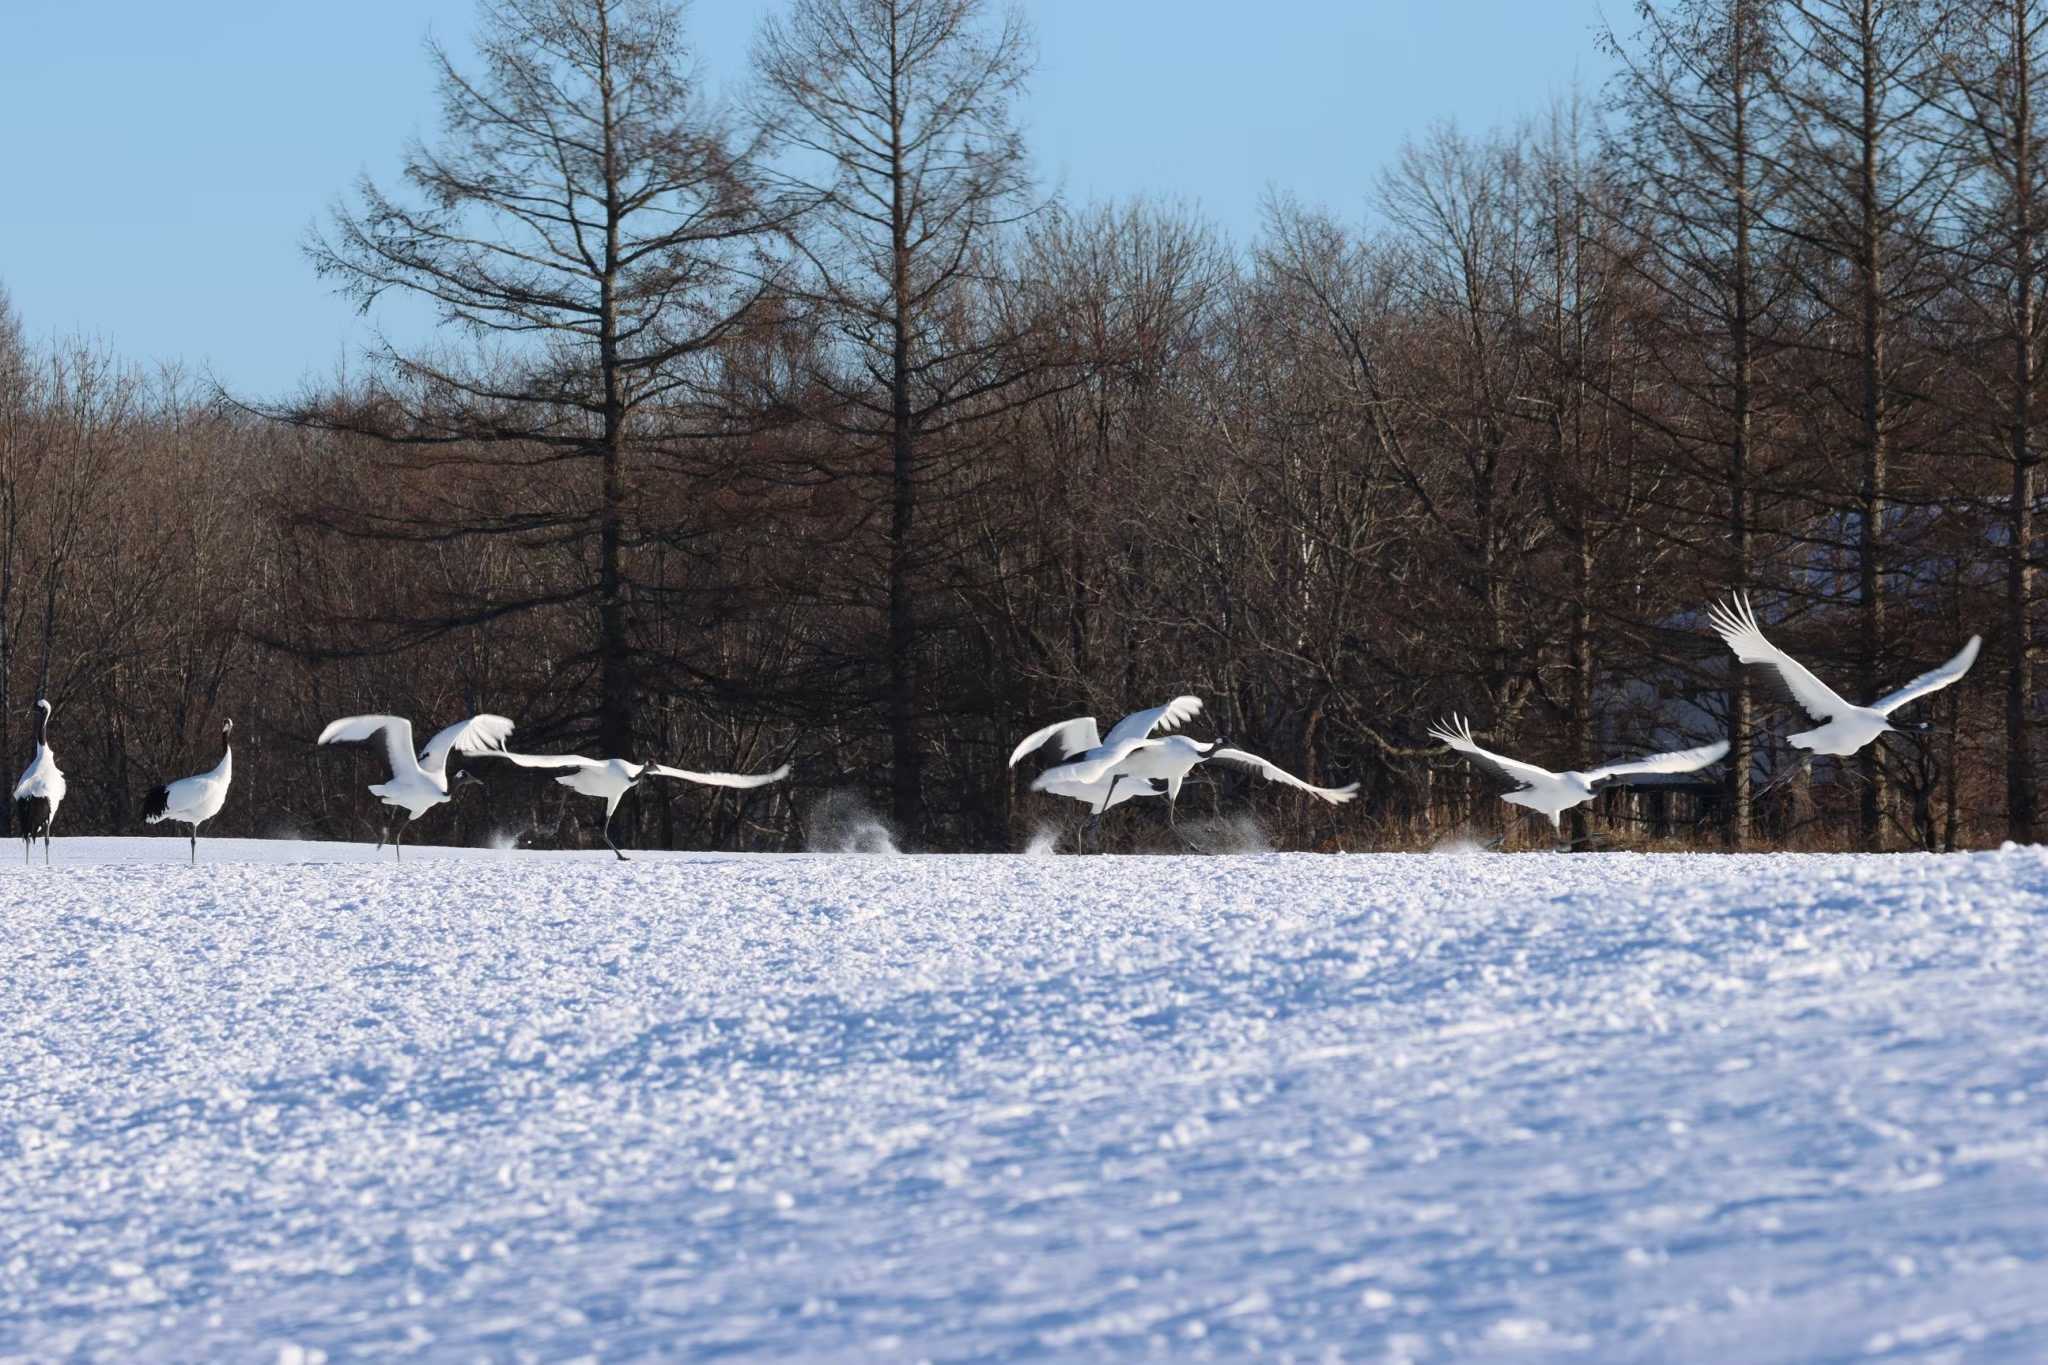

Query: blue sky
left=1, top=0, right=1614, bottom=394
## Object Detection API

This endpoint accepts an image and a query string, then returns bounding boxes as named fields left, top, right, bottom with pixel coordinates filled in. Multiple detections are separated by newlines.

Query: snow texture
left=6, top=838, right=2048, bottom=1361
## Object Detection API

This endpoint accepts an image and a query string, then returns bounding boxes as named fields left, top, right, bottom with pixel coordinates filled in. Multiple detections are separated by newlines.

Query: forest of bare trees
left=2, top=0, right=2042, bottom=853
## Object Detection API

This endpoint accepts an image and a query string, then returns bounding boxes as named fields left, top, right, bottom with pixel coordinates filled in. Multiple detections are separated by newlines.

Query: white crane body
left=12, top=699, right=63, bottom=864
left=1013, top=697, right=1357, bottom=848
left=469, top=746, right=790, bottom=859
left=1429, top=714, right=1728, bottom=834
left=144, top=720, right=234, bottom=864
left=318, top=712, right=513, bottom=858
left=1708, top=594, right=1980, bottom=758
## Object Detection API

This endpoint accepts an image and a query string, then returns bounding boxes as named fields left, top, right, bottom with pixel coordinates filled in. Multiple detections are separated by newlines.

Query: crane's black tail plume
left=15, top=795, right=50, bottom=857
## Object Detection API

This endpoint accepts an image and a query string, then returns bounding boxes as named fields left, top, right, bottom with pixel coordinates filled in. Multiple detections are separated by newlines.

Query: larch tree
left=753, top=0, right=1043, bottom=838
left=0, top=288, right=27, bottom=816
left=282, top=0, right=787, bottom=791
left=1927, top=0, right=2048, bottom=842
left=1605, top=0, right=1796, bottom=846
left=1768, top=0, right=1954, bottom=848
left=1522, top=99, right=1679, bottom=851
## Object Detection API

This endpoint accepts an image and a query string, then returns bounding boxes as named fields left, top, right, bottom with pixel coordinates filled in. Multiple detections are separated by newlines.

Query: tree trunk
left=2009, top=0, right=2040, bottom=843
left=1569, top=533, right=1594, bottom=851
left=1727, top=22, right=1756, bottom=847
left=596, top=2, right=633, bottom=795
left=1856, top=10, right=1888, bottom=852
left=2010, top=435, right=2037, bottom=842
left=886, top=22, right=922, bottom=838
left=888, top=366, right=920, bottom=836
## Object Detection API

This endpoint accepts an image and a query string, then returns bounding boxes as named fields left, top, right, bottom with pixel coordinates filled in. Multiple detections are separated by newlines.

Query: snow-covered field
left=5, top=838, right=2048, bottom=1362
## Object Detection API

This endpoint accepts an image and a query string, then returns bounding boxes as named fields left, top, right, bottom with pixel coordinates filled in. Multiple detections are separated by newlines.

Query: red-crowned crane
left=467, top=748, right=790, bottom=859
left=1708, top=593, right=1980, bottom=757
left=1012, top=697, right=1357, bottom=849
left=143, top=719, right=234, bottom=864
left=317, top=712, right=511, bottom=859
left=1429, top=714, right=1727, bottom=839
left=13, top=698, right=63, bottom=865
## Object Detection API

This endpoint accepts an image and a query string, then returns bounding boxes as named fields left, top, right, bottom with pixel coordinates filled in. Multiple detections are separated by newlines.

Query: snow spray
left=803, top=790, right=903, bottom=854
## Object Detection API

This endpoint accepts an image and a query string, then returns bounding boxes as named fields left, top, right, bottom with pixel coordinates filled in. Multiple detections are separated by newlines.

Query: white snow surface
left=6, top=838, right=2048, bottom=1361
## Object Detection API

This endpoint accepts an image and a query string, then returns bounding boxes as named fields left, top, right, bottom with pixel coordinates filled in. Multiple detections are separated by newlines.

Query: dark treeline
left=3, top=0, right=2042, bottom=853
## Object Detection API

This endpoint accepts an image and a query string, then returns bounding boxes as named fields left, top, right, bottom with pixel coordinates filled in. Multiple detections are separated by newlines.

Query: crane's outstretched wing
left=1101, top=696, right=1203, bottom=748
left=646, top=762, right=791, bottom=788
left=1707, top=594, right=1852, bottom=726
left=1008, top=716, right=1102, bottom=768
left=1874, top=635, right=1982, bottom=716
left=464, top=748, right=601, bottom=777
left=318, top=714, right=420, bottom=783
left=1586, top=739, right=1730, bottom=786
left=419, top=714, right=517, bottom=774
left=1030, top=736, right=1157, bottom=791
left=1208, top=748, right=1360, bottom=804
left=1427, top=714, right=1556, bottom=791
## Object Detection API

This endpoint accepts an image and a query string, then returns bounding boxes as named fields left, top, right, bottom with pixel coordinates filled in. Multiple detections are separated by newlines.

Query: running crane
left=1009, top=696, right=1204, bottom=846
left=317, top=712, right=512, bottom=859
left=143, top=719, right=234, bottom=864
left=467, top=748, right=791, bottom=859
left=1012, top=697, right=1359, bottom=848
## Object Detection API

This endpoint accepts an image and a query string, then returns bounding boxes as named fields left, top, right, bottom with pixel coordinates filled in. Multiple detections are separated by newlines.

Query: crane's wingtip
left=317, top=714, right=395, bottom=747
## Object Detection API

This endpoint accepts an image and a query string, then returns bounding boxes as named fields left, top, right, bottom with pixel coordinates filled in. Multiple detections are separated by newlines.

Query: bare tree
left=1769, top=0, right=1955, bottom=847
left=754, top=0, right=1043, bottom=836
left=283, top=0, right=785, bottom=779
left=1605, top=0, right=1800, bottom=845
left=1926, top=0, right=2048, bottom=841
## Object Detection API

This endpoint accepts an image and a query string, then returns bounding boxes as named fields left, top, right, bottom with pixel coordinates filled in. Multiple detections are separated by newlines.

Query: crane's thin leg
left=44, top=825, right=52, bottom=866
left=603, top=810, right=629, bottom=861
left=189, top=826, right=198, bottom=866
left=395, top=820, right=406, bottom=863
left=1091, top=776, right=1125, bottom=855
left=1166, top=798, right=1201, bottom=853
